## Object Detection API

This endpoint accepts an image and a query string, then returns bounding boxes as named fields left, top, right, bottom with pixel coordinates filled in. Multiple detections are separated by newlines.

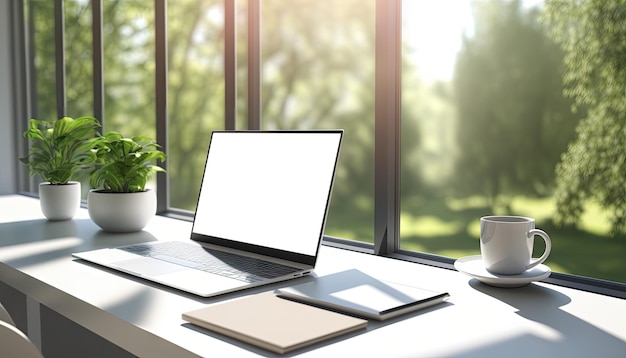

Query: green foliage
left=90, top=132, right=166, bottom=193
left=166, top=0, right=224, bottom=209
left=20, top=116, right=102, bottom=184
left=543, top=0, right=626, bottom=234
left=259, top=0, right=377, bottom=227
left=452, top=0, right=580, bottom=208
left=28, top=0, right=57, bottom=121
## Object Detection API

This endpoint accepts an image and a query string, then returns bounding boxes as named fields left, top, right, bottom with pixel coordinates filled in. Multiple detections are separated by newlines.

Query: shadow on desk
left=0, top=218, right=158, bottom=269
left=461, top=280, right=626, bottom=357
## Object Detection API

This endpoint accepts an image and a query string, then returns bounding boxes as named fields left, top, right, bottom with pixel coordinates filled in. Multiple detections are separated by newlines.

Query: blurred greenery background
left=25, top=0, right=625, bottom=283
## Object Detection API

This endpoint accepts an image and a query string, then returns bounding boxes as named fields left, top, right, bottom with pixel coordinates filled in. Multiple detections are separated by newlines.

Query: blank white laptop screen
left=192, top=131, right=342, bottom=257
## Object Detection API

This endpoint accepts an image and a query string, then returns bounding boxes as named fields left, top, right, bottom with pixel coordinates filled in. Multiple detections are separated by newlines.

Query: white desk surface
left=0, top=194, right=624, bottom=357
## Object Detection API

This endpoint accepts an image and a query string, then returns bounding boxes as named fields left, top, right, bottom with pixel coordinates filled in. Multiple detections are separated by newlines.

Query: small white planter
left=87, top=189, right=156, bottom=233
left=39, top=182, right=81, bottom=221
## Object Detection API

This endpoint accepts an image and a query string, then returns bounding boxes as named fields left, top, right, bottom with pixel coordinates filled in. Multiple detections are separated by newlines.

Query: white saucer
left=454, top=255, right=551, bottom=288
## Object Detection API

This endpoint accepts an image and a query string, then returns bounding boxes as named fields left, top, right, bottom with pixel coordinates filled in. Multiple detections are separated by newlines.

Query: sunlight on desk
left=0, top=237, right=82, bottom=263
left=0, top=195, right=623, bottom=357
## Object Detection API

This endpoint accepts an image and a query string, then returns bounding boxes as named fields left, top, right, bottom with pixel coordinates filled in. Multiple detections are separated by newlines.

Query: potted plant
left=20, top=116, right=101, bottom=220
left=87, top=132, right=166, bottom=232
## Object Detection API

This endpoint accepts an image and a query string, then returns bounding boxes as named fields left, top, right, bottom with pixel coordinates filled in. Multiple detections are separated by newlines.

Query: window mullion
left=155, top=0, right=168, bottom=213
left=92, top=0, right=104, bottom=128
left=374, top=0, right=401, bottom=255
left=225, top=0, right=236, bottom=130
left=26, top=0, right=38, bottom=192
left=26, top=0, right=37, bottom=123
left=12, top=1, right=31, bottom=192
left=54, top=0, right=66, bottom=118
left=247, top=0, right=261, bottom=130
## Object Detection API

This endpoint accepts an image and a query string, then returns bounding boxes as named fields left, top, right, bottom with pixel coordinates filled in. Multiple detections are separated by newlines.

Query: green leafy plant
left=89, top=132, right=166, bottom=193
left=20, top=116, right=102, bottom=184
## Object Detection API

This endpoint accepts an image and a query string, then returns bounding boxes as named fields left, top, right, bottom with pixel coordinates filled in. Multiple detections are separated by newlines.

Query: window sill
left=321, top=236, right=626, bottom=299
left=23, top=193, right=626, bottom=299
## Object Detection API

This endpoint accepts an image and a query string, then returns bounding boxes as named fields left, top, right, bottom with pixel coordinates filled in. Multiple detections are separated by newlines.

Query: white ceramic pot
left=39, top=181, right=81, bottom=221
left=87, top=189, right=156, bottom=233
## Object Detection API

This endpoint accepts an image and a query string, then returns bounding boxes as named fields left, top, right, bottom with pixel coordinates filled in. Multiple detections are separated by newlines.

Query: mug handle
left=526, top=229, right=551, bottom=270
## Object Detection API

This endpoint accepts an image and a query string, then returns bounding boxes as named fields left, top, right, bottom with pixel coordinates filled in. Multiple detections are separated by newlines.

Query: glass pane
left=65, top=0, right=93, bottom=118
left=400, top=0, right=625, bottom=283
left=167, top=0, right=225, bottom=211
left=29, top=0, right=57, bottom=122
left=102, top=0, right=155, bottom=138
left=261, top=0, right=376, bottom=243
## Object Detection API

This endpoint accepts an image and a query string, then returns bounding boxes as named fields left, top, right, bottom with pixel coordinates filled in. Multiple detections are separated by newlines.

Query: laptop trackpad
left=112, top=257, right=189, bottom=277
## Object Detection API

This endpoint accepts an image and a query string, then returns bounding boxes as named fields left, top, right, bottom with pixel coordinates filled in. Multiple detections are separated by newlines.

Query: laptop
left=73, top=130, right=343, bottom=297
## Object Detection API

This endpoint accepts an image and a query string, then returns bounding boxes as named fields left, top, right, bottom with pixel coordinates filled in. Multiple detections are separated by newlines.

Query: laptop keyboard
left=119, top=241, right=301, bottom=283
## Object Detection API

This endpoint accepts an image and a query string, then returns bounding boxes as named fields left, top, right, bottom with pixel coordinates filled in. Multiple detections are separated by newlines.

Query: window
left=11, top=0, right=626, bottom=295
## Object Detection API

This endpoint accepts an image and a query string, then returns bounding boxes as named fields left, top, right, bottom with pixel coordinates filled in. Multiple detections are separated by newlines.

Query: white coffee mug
left=480, top=216, right=551, bottom=275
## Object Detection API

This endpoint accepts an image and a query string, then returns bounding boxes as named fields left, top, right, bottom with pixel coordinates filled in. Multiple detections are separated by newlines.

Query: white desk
left=0, top=195, right=624, bottom=357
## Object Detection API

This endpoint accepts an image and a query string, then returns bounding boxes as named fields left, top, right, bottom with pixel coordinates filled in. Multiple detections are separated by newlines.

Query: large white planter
left=87, top=189, right=156, bottom=233
left=39, top=182, right=81, bottom=221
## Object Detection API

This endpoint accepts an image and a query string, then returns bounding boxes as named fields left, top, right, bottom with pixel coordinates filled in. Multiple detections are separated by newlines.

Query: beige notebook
left=182, top=292, right=368, bottom=354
